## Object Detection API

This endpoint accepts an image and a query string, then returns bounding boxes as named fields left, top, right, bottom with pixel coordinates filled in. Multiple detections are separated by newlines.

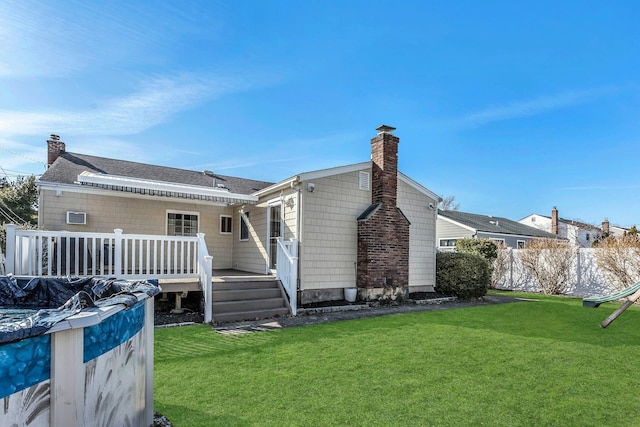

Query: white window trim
left=220, top=215, right=232, bottom=235
left=517, top=240, right=526, bottom=249
left=239, top=211, right=250, bottom=242
left=166, top=209, right=200, bottom=236
left=438, top=238, right=460, bottom=248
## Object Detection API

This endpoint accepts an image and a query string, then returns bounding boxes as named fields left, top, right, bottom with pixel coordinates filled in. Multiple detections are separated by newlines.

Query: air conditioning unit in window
left=66, top=211, right=87, bottom=225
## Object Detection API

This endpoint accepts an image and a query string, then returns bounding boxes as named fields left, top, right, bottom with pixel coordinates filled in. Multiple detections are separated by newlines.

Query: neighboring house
left=519, top=207, right=602, bottom=248
left=602, top=219, right=629, bottom=238
left=38, top=126, right=441, bottom=305
left=436, top=209, right=560, bottom=251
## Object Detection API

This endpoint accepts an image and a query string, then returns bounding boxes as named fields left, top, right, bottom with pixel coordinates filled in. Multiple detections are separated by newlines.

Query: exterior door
left=268, top=204, right=282, bottom=271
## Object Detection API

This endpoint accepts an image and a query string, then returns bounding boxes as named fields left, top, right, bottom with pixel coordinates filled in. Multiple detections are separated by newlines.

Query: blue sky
left=1, top=1, right=638, bottom=227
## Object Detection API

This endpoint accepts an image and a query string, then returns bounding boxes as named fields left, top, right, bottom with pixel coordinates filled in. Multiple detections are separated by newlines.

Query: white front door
left=267, top=204, right=282, bottom=272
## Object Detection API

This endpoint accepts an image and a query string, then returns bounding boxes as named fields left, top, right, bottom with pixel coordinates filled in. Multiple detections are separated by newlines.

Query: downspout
left=293, top=178, right=302, bottom=302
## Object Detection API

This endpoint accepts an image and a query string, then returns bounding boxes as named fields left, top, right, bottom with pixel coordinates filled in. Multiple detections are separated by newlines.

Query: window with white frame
left=517, top=240, right=526, bottom=249
left=240, top=212, right=250, bottom=241
left=220, top=215, right=232, bottom=234
left=439, top=239, right=457, bottom=247
left=167, top=211, right=199, bottom=236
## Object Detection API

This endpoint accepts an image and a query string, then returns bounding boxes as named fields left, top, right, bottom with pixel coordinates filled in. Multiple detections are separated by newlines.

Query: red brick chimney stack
left=551, top=206, right=559, bottom=235
left=371, top=125, right=399, bottom=207
left=47, top=134, right=65, bottom=168
left=356, top=125, right=410, bottom=300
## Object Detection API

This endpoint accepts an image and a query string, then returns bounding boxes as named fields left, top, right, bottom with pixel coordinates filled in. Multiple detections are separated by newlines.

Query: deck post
left=144, top=297, right=155, bottom=425
left=113, top=229, right=123, bottom=276
left=5, top=224, right=16, bottom=275
left=204, top=255, right=213, bottom=323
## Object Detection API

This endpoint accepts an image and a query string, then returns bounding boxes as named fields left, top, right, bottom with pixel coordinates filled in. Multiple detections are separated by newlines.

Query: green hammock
left=583, top=281, right=640, bottom=307
left=583, top=281, right=640, bottom=328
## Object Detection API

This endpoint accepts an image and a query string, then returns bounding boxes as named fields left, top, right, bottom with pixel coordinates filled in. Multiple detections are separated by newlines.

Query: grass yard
left=154, top=292, right=640, bottom=426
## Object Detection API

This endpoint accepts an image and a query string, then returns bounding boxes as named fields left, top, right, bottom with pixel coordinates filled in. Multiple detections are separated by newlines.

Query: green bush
left=455, top=238, right=498, bottom=262
left=436, top=252, right=490, bottom=299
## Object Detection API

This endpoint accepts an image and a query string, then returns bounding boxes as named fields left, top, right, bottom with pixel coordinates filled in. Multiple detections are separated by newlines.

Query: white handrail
left=197, top=233, right=213, bottom=323
left=5, top=225, right=203, bottom=279
left=276, top=238, right=298, bottom=315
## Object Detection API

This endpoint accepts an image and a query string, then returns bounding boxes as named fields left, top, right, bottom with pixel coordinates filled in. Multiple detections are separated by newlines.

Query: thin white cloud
left=441, top=86, right=625, bottom=129
left=0, top=138, right=47, bottom=177
left=0, top=73, right=242, bottom=136
left=197, top=156, right=310, bottom=172
left=186, top=131, right=364, bottom=173
left=0, top=1, right=222, bottom=78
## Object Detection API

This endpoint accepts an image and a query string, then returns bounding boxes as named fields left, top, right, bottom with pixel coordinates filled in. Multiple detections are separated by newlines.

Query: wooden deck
left=159, top=269, right=275, bottom=293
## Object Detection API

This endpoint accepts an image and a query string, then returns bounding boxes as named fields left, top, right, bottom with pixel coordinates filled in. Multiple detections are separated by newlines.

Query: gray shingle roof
left=439, top=210, right=561, bottom=239
left=39, top=152, right=273, bottom=195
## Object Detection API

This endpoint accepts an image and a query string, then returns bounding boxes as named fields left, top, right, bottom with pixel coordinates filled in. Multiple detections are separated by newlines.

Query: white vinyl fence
left=494, top=248, right=622, bottom=297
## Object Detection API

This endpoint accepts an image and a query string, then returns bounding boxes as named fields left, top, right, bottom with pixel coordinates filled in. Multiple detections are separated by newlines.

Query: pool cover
left=0, top=276, right=160, bottom=344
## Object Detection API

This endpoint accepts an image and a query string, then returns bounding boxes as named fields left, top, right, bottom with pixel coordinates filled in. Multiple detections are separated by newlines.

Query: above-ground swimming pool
left=0, top=275, right=159, bottom=427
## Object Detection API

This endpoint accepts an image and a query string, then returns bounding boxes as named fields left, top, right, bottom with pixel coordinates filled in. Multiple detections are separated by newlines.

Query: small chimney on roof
left=551, top=206, right=559, bottom=235
left=47, top=134, right=65, bottom=168
left=602, top=218, right=610, bottom=237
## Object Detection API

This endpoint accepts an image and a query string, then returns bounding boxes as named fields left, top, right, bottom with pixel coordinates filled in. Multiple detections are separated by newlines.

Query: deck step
left=213, top=307, right=290, bottom=323
left=211, top=279, right=291, bottom=323
left=212, top=288, right=282, bottom=302
left=213, top=297, right=286, bottom=313
left=212, top=281, right=279, bottom=291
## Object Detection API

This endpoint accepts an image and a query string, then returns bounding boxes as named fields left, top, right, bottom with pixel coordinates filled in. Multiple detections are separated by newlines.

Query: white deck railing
left=276, top=238, right=298, bottom=315
left=4, top=224, right=214, bottom=322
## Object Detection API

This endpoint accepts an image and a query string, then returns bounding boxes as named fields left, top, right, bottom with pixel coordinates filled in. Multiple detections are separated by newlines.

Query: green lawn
left=154, top=292, right=640, bottom=426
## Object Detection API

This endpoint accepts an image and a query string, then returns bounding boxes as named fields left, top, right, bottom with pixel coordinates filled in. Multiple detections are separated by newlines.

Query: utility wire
left=0, top=146, right=47, bottom=169
left=0, top=200, right=23, bottom=224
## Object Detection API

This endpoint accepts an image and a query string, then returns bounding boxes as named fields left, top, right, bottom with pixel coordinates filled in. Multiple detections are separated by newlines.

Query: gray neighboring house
left=436, top=210, right=561, bottom=251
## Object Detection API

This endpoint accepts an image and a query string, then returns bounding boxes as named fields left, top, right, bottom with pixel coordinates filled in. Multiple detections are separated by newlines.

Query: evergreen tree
left=0, top=175, right=38, bottom=225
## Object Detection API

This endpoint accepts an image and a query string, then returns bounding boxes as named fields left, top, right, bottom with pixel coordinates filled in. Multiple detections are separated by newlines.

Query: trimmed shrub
left=455, top=238, right=498, bottom=262
left=436, top=252, right=490, bottom=299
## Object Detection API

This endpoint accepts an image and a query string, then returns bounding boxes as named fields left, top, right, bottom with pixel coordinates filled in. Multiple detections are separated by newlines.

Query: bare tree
left=594, top=235, right=640, bottom=291
left=491, top=242, right=510, bottom=288
left=519, top=238, right=575, bottom=295
left=439, top=195, right=460, bottom=211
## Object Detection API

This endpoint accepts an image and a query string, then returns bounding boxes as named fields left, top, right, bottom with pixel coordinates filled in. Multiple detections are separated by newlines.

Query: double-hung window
left=220, top=215, right=232, bottom=234
left=167, top=211, right=199, bottom=236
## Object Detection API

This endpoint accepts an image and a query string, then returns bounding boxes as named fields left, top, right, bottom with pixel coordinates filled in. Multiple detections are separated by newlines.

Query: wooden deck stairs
left=212, top=276, right=291, bottom=323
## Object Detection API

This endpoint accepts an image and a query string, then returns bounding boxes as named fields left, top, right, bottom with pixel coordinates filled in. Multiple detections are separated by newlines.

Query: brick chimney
left=551, top=206, right=559, bottom=235
left=371, top=125, right=399, bottom=207
left=356, top=125, right=410, bottom=301
left=602, top=218, right=610, bottom=237
left=47, top=134, right=65, bottom=168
